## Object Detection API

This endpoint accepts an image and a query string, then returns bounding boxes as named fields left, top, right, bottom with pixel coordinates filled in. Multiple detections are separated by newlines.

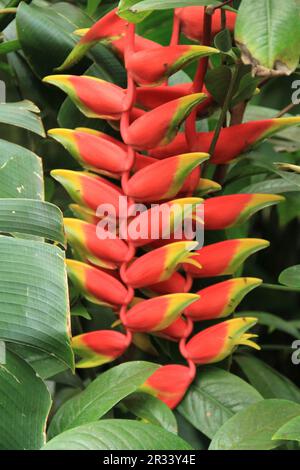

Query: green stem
left=260, top=283, right=300, bottom=293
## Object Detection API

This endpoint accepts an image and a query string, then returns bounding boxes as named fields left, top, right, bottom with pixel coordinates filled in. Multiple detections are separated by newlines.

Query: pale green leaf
left=235, top=0, right=300, bottom=76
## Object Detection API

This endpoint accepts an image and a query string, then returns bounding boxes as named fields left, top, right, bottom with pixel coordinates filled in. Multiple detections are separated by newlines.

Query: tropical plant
left=0, top=0, right=300, bottom=451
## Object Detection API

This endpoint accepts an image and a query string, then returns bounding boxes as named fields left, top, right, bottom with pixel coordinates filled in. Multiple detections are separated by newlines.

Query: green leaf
left=9, top=343, right=68, bottom=380
left=86, top=0, right=102, bottom=16
left=235, top=0, right=300, bottom=76
left=48, top=361, right=159, bottom=437
left=71, top=303, right=91, bottom=320
left=123, top=392, right=178, bottom=434
left=0, top=350, right=51, bottom=450
left=0, top=101, right=45, bottom=136
left=214, top=29, right=232, bottom=53
left=0, top=236, right=73, bottom=370
left=234, top=311, right=300, bottom=339
left=240, top=178, right=300, bottom=194
left=0, top=140, right=43, bottom=199
left=44, top=419, right=192, bottom=450
left=235, top=355, right=300, bottom=402
left=129, top=0, right=220, bottom=13
left=16, top=2, right=92, bottom=77
left=209, top=399, right=300, bottom=450
left=0, top=39, right=20, bottom=55
left=178, top=367, right=262, bottom=439
left=272, top=415, right=300, bottom=443
left=118, top=0, right=153, bottom=23
left=0, top=199, right=65, bottom=244
left=231, top=72, right=259, bottom=107
left=205, top=66, right=232, bottom=105
left=279, top=265, right=300, bottom=289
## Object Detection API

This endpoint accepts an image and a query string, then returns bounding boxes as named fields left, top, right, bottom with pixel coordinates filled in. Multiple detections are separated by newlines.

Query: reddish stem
left=185, top=8, right=212, bottom=150
left=170, top=12, right=181, bottom=46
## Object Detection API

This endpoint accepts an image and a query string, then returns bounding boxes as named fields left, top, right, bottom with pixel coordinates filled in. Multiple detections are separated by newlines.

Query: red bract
left=126, top=45, right=218, bottom=86
left=123, top=293, right=199, bottom=332
left=175, top=6, right=236, bottom=43
left=43, top=75, right=128, bottom=120
left=185, top=317, right=259, bottom=364
left=66, top=259, right=128, bottom=307
left=150, top=117, right=300, bottom=162
left=48, top=4, right=294, bottom=412
left=72, top=330, right=131, bottom=368
left=140, top=365, right=193, bottom=409
left=184, top=238, right=270, bottom=278
left=48, top=128, right=130, bottom=175
left=185, top=278, right=262, bottom=321
left=125, top=153, right=208, bottom=201
left=123, top=93, right=207, bottom=150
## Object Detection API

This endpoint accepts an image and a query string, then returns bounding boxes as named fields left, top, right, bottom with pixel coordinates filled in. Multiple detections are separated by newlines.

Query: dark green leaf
left=214, top=29, right=232, bottom=53
left=240, top=178, right=300, bottom=194
left=210, top=399, right=300, bottom=450
left=0, top=39, right=20, bottom=55
left=205, top=65, right=232, bottom=105
left=0, top=350, right=51, bottom=450
left=235, top=355, right=300, bottom=402
left=48, top=361, right=159, bottom=437
left=9, top=343, right=68, bottom=380
left=86, top=0, right=102, bottom=16
left=235, top=311, right=300, bottom=339
left=16, top=2, right=92, bottom=77
left=123, top=392, right=178, bottom=434
left=178, top=367, right=262, bottom=439
left=43, top=420, right=192, bottom=450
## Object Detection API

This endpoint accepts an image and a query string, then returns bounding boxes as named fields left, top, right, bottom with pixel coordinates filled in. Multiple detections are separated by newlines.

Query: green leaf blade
left=43, top=420, right=191, bottom=450
left=0, top=350, right=51, bottom=450
left=0, top=199, right=65, bottom=244
left=48, top=361, right=159, bottom=438
left=209, top=399, right=300, bottom=450
left=0, top=237, right=73, bottom=370
left=235, top=0, right=300, bottom=76
left=178, top=367, right=262, bottom=439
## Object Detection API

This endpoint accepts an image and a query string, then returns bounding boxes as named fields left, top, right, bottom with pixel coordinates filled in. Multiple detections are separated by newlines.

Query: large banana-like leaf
left=0, top=236, right=73, bottom=369
left=0, top=199, right=65, bottom=245
left=0, top=140, right=43, bottom=199
left=0, top=350, right=51, bottom=450
left=235, top=0, right=300, bottom=76
left=0, top=101, right=45, bottom=136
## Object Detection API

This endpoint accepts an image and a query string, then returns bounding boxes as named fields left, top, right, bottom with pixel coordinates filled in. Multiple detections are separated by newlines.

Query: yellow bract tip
left=74, top=28, right=89, bottom=37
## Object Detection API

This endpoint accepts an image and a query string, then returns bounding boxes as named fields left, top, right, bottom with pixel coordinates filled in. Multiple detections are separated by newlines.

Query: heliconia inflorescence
left=46, top=4, right=292, bottom=409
